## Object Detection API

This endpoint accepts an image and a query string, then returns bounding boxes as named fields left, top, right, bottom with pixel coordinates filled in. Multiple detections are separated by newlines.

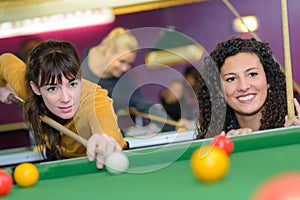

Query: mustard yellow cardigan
left=0, top=53, right=126, bottom=157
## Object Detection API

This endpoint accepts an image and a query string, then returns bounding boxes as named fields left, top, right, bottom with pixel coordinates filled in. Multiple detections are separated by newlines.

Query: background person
left=159, top=66, right=200, bottom=129
left=18, top=37, right=43, bottom=62
left=81, top=27, right=179, bottom=134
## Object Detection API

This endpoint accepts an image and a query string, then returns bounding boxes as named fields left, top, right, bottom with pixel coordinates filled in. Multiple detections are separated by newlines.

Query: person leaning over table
left=183, top=66, right=200, bottom=116
left=160, top=79, right=193, bottom=128
left=195, top=37, right=300, bottom=139
left=18, top=37, right=43, bottom=62
left=0, top=40, right=126, bottom=169
left=159, top=66, right=200, bottom=127
left=81, top=27, right=188, bottom=133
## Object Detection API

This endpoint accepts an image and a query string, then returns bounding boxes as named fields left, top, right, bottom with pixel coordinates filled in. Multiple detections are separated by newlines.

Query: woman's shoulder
left=81, top=79, right=109, bottom=96
left=80, top=79, right=112, bottom=105
left=76, top=79, right=111, bottom=115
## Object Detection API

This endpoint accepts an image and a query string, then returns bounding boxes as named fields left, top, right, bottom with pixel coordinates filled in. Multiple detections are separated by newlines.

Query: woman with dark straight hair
left=0, top=40, right=126, bottom=169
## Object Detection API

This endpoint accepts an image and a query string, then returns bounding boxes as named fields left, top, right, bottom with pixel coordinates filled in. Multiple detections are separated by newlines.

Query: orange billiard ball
left=0, top=169, right=13, bottom=197
left=251, top=172, right=300, bottom=200
left=211, top=133, right=234, bottom=155
left=14, top=163, right=39, bottom=188
left=190, top=145, right=230, bottom=183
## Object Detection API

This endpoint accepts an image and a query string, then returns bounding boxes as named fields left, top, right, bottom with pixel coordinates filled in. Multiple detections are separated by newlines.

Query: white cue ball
left=105, top=152, right=129, bottom=174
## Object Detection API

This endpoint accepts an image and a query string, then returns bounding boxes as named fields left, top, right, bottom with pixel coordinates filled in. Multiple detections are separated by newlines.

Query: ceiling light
left=232, top=15, right=259, bottom=33
left=0, top=8, right=115, bottom=39
left=145, top=27, right=203, bottom=67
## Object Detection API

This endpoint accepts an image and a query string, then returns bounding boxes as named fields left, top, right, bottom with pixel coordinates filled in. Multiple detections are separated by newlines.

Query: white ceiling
left=0, top=0, right=204, bottom=22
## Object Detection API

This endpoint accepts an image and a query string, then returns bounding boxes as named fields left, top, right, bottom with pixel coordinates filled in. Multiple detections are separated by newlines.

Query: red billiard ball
left=211, top=132, right=234, bottom=155
left=0, top=169, right=13, bottom=197
left=251, top=172, right=300, bottom=200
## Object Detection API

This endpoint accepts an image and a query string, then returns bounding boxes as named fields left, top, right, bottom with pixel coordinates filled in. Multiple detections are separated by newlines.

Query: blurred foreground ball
left=191, top=145, right=230, bottom=183
left=251, top=172, right=300, bottom=200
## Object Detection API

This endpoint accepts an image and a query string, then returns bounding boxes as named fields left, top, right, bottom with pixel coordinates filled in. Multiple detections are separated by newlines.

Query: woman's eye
left=249, top=72, right=258, bottom=77
left=69, top=81, right=79, bottom=87
left=120, top=60, right=132, bottom=67
left=46, top=86, right=57, bottom=92
left=225, top=77, right=235, bottom=82
left=120, top=60, right=127, bottom=64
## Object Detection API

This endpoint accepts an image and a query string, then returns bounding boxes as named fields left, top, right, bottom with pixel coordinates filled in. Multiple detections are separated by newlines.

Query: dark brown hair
left=24, top=40, right=82, bottom=159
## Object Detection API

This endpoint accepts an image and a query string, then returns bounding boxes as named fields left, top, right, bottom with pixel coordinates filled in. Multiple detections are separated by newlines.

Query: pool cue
left=281, top=0, right=295, bottom=118
left=8, top=93, right=24, bottom=105
left=222, top=0, right=300, bottom=95
left=38, top=116, right=106, bottom=155
left=129, top=107, right=179, bottom=127
left=7, top=94, right=94, bottom=150
left=39, top=115, right=89, bottom=147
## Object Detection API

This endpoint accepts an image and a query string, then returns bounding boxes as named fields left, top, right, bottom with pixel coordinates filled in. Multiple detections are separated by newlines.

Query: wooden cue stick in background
left=281, top=0, right=295, bottom=118
left=222, top=0, right=300, bottom=95
left=129, top=107, right=179, bottom=127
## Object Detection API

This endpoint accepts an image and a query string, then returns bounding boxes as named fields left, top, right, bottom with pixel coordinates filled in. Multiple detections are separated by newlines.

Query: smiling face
left=220, top=52, right=269, bottom=117
left=102, top=51, right=136, bottom=78
left=30, top=75, right=82, bottom=120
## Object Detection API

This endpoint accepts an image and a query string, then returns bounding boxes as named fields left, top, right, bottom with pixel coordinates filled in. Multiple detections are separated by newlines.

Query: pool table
left=3, top=125, right=300, bottom=200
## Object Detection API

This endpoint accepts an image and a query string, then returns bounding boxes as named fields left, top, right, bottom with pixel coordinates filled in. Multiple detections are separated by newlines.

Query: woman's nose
left=238, top=78, right=250, bottom=92
left=60, top=89, right=71, bottom=102
left=121, top=63, right=131, bottom=72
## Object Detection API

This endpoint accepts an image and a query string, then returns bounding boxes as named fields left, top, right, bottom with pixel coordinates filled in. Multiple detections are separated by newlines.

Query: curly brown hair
left=195, top=37, right=286, bottom=139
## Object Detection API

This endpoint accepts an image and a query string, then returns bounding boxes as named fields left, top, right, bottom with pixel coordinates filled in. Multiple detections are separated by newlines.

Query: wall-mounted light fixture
left=0, top=8, right=115, bottom=38
left=232, top=15, right=259, bottom=33
left=145, top=27, right=203, bottom=67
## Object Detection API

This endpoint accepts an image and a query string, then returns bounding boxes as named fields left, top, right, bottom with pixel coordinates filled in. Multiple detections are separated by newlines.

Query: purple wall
left=1, top=0, right=299, bottom=125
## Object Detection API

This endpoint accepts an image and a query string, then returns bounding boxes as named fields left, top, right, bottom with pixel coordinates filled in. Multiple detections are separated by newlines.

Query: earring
left=220, top=96, right=227, bottom=106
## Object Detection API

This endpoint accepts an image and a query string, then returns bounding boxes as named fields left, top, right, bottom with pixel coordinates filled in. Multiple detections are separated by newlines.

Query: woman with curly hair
left=195, top=37, right=300, bottom=139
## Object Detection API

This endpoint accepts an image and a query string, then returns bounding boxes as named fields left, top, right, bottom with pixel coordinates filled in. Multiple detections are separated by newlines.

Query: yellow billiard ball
left=14, top=163, right=39, bottom=187
left=190, top=145, right=230, bottom=183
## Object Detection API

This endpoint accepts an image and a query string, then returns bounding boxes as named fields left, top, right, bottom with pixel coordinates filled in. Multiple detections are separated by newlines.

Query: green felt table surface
left=3, top=126, right=300, bottom=200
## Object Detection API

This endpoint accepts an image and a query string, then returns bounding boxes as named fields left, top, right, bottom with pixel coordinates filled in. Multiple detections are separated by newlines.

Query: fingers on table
left=227, top=128, right=252, bottom=135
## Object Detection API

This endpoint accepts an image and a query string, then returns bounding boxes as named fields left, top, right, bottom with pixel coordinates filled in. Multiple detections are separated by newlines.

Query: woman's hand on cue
left=284, top=98, right=300, bottom=127
left=176, top=118, right=191, bottom=129
left=87, top=133, right=122, bottom=169
left=0, top=83, right=16, bottom=104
